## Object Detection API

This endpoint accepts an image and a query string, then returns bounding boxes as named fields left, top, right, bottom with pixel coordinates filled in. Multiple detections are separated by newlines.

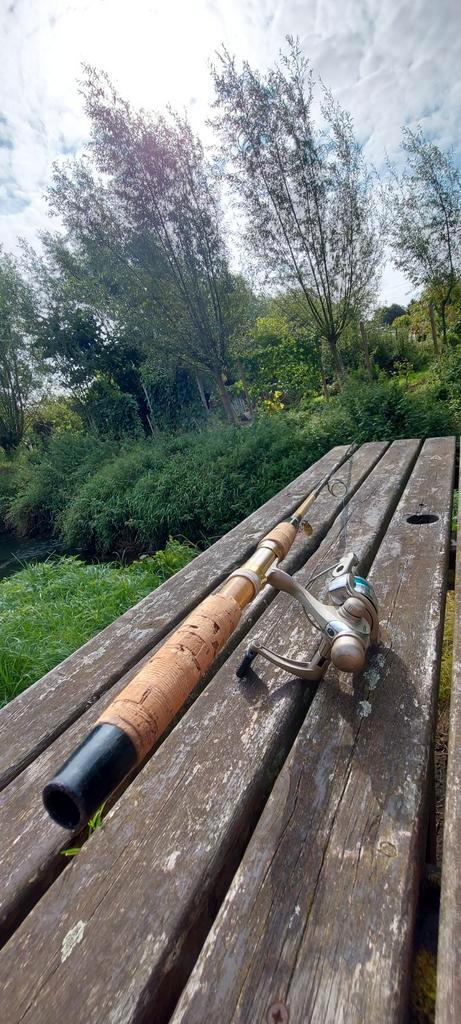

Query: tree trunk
left=195, top=371, right=210, bottom=416
left=428, top=303, right=439, bottom=355
left=141, top=382, right=158, bottom=434
left=237, top=359, right=253, bottom=417
left=439, top=301, right=448, bottom=349
left=359, top=321, right=374, bottom=380
left=327, top=335, right=346, bottom=386
left=320, top=359, right=329, bottom=401
left=216, top=371, right=239, bottom=426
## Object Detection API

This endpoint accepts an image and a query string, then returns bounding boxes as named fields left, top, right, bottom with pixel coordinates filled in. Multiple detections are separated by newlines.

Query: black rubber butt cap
left=43, top=723, right=138, bottom=831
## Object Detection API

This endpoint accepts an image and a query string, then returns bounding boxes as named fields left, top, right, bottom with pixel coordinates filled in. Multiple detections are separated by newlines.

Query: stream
left=0, top=533, right=61, bottom=580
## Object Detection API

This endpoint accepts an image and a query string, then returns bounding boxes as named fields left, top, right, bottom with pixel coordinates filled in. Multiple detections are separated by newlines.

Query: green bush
left=81, top=379, right=143, bottom=439
left=6, top=431, right=117, bottom=536
left=0, top=539, right=195, bottom=705
left=12, top=411, right=351, bottom=556
left=0, top=465, right=15, bottom=526
left=338, top=373, right=457, bottom=442
left=434, top=349, right=461, bottom=422
left=25, top=397, right=83, bottom=446
left=370, top=327, right=432, bottom=374
left=339, top=375, right=408, bottom=441
left=4, top=372, right=457, bottom=560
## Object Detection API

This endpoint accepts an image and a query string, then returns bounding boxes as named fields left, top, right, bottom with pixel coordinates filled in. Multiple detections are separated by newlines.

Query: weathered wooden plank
left=436, top=445, right=461, bottom=1024
left=0, top=446, right=351, bottom=788
left=172, top=437, right=454, bottom=1024
left=0, top=443, right=387, bottom=946
left=0, top=440, right=419, bottom=1024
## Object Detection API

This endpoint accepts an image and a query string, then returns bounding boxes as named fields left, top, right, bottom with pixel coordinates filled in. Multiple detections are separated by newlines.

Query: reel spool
left=236, top=552, right=378, bottom=682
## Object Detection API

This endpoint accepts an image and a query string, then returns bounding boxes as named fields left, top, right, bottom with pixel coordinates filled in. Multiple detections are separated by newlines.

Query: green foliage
left=367, top=321, right=432, bottom=374
left=212, top=40, right=382, bottom=383
left=6, top=411, right=351, bottom=557
left=385, top=128, right=461, bottom=347
left=25, top=397, right=83, bottom=445
left=434, top=348, right=461, bottom=419
left=242, top=310, right=321, bottom=407
left=141, top=365, right=206, bottom=431
left=0, top=248, right=39, bottom=452
left=67, top=411, right=357, bottom=554
left=339, top=375, right=408, bottom=441
left=0, top=464, right=15, bottom=526
left=0, top=539, right=195, bottom=705
left=6, top=431, right=117, bottom=536
left=8, top=363, right=458, bottom=561
left=376, top=304, right=406, bottom=326
left=81, top=379, right=143, bottom=439
left=334, top=371, right=458, bottom=443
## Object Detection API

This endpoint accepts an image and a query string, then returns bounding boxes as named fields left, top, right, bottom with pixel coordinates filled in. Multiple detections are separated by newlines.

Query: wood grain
left=0, top=446, right=351, bottom=788
left=436, top=444, right=461, bottom=1024
left=0, top=443, right=386, bottom=945
left=0, top=440, right=419, bottom=1024
left=171, top=437, right=454, bottom=1024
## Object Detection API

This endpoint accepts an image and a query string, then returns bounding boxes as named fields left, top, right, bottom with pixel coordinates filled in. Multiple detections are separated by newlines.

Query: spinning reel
left=236, top=552, right=379, bottom=682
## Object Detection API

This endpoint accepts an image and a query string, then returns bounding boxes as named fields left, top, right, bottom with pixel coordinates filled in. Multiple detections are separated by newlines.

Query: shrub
left=81, top=379, right=143, bottom=439
left=0, top=464, right=15, bottom=527
left=45, top=412, right=353, bottom=555
left=25, top=398, right=83, bottom=445
left=5, top=371, right=457, bottom=561
left=434, top=349, right=461, bottom=423
left=338, top=373, right=457, bottom=442
left=338, top=375, right=408, bottom=441
left=6, top=431, right=117, bottom=537
left=370, top=326, right=432, bottom=374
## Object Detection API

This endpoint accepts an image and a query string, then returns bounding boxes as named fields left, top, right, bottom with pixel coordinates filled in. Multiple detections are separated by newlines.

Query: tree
left=243, top=303, right=323, bottom=407
left=211, top=39, right=382, bottom=384
left=0, top=249, right=37, bottom=453
left=25, top=177, right=206, bottom=433
left=376, top=304, right=406, bottom=326
left=46, top=67, right=248, bottom=424
left=385, top=128, right=461, bottom=348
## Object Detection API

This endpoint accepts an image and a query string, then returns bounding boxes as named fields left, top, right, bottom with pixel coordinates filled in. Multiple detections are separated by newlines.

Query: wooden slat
left=0, top=446, right=352, bottom=788
left=0, top=440, right=419, bottom=1024
left=171, top=437, right=454, bottom=1024
left=436, top=443, right=461, bottom=1024
left=0, top=444, right=387, bottom=946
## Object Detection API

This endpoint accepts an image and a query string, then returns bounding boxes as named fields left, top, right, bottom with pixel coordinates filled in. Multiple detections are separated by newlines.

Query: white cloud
left=1, top=0, right=460, bottom=304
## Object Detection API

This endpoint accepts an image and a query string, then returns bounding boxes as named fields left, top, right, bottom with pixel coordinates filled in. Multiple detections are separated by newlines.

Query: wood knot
left=378, top=840, right=397, bottom=858
left=267, top=1002, right=289, bottom=1024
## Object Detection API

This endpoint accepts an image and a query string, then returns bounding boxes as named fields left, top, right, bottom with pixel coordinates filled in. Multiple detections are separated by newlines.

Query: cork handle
left=97, top=592, right=242, bottom=760
left=259, top=522, right=297, bottom=559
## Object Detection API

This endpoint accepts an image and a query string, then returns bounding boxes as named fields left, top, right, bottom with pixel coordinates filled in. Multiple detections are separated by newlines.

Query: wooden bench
left=0, top=437, right=457, bottom=1024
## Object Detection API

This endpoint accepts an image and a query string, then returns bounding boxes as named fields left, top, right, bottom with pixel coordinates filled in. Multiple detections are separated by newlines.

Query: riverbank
left=0, top=540, right=195, bottom=706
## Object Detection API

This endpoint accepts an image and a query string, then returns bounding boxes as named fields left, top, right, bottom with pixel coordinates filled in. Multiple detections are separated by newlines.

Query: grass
left=396, top=367, right=432, bottom=389
left=439, top=590, right=455, bottom=705
left=0, top=539, right=195, bottom=706
left=61, top=803, right=106, bottom=855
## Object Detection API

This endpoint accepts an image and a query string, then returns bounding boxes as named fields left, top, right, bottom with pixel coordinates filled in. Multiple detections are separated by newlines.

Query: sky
left=1, top=0, right=460, bottom=305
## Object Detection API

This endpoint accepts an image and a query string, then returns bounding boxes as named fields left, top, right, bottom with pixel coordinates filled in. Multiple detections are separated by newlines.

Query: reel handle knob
left=330, top=634, right=366, bottom=673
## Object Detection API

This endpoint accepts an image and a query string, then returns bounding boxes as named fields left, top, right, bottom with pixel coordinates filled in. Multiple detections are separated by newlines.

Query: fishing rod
left=43, top=442, right=378, bottom=831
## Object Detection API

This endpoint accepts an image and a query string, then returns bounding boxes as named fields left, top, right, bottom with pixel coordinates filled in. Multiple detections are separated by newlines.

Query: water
left=0, top=532, right=61, bottom=579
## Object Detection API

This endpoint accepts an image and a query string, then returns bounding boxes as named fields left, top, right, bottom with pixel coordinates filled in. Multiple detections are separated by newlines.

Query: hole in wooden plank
left=406, top=513, right=439, bottom=525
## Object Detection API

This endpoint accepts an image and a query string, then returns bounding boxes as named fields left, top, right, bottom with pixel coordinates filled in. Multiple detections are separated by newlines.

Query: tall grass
left=0, top=539, right=195, bottom=706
